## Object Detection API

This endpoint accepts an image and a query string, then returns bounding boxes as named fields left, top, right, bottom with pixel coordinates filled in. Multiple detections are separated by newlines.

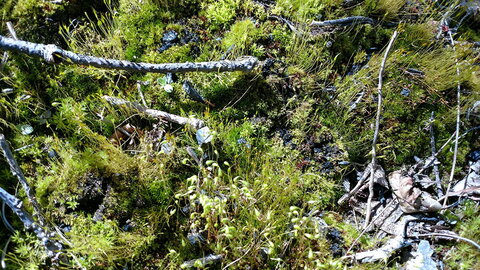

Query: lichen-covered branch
left=0, top=35, right=258, bottom=73
left=0, top=187, right=63, bottom=258
left=103, top=95, right=205, bottom=129
left=0, top=134, right=46, bottom=227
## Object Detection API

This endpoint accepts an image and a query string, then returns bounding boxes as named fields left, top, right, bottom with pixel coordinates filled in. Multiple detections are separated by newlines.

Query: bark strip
left=0, top=35, right=258, bottom=73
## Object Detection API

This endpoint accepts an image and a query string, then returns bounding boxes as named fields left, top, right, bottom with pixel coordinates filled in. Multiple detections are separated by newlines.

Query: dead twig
left=0, top=134, right=46, bottom=227
left=310, top=16, right=374, bottom=27
left=429, top=112, right=444, bottom=198
left=103, top=95, right=205, bottom=129
left=0, top=187, right=63, bottom=258
left=414, top=233, right=480, bottom=251
left=442, top=25, right=462, bottom=208
left=364, top=30, right=399, bottom=228
left=0, top=35, right=258, bottom=73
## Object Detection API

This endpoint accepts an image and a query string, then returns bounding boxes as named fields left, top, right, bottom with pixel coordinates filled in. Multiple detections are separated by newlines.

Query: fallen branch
left=338, top=163, right=373, bottom=205
left=364, top=30, right=399, bottom=228
left=344, top=215, right=416, bottom=263
left=0, top=35, right=258, bottom=73
left=0, top=22, right=18, bottom=71
left=414, top=233, right=480, bottom=251
left=310, top=16, right=374, bottom=27
left=429, top=112, right=444, bottom=198
left=0, top=187, right=63, bottom=258
left=443, top=24, right=462, bottom=208
left=0, top=134, right=46, bottom=227
left=103, top=95, right=205, bottom=129
left=180, top=254, right=223, bottom=269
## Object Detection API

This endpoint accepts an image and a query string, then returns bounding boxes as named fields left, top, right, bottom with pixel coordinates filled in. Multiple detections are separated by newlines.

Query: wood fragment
left=0, top=35, right=258, bottom=73
left=364, top=30, right=398, bottom=228
left=103, top=95, right=205, bottom=129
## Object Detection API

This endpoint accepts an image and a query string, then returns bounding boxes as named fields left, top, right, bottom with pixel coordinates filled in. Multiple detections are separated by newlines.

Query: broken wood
left=0, top=35, right=258, bottom=73
left=364, top=30, right=398, bottom=228
left=0, top=134, right=47, bottom=227
left=103, top=95, right=205, bottom=129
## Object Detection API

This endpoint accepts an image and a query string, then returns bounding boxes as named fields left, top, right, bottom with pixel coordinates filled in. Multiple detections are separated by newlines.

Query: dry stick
left=429, top=112, right=444, bottom=198
left=345, top=198, right=397, bottom=255
left=0, top=22, right=18, bottom=71
left=364, top=30, right=399, bottom=228
left=103, top=95, right=205, bottom=129
left=415, top=126, right=480, bottom=176
left=0, top=35, right=258, bottom=73
left=442, top=29, right=462, bottom=208
left=338, top=163, right=373, bottom=205
left=0, top=134, right=47, bottom=227
left=310, top=16, right=375, bottom=27
left=415, top=233, right=480, bottom=251
left=0, top=187, right=62, bottom=257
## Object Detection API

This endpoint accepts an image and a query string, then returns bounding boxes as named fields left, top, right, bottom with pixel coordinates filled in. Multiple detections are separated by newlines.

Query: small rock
left=401, top=88, right=411, bottom=97
left=196, top=126, right=213, bottom=145
left=19, top=124, right=34, bottom=135
left=468, top=149, right=480, bottom=162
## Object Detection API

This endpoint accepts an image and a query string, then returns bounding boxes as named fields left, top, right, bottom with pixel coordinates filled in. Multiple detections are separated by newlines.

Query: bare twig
left=0, top=35, right=258, bottom=73
left=338, top=163, right=372, bottom=205
left=364, top=30, right=399, bottom=228
left=0, top=22, right=18, bottom=71
left=442, top=26, right=462, bottom=208
left=103, top=95, right=205, bottom=129
left=0, top=134, right=46, bottom=227
left=414, top=233, right=480, bottom=251
left=345, top=198, right=397, bottom=255
left=310, top=16, right=374, bottom=27
left=429, top=112, right=444, bottom=198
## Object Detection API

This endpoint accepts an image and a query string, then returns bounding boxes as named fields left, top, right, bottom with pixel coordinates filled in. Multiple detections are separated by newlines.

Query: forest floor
left=0, top=0, right=479, bottom=269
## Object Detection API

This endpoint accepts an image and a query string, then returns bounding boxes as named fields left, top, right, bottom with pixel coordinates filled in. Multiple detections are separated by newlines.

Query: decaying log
left=103, top=95, right=205, bottom=129
left=0, top=35, right=258, bottom=73
left=0, top=134, right=46, bottom=227
left=0, top=187, right=63, bottom=257
left=310, top=16, right=374, bottom=27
